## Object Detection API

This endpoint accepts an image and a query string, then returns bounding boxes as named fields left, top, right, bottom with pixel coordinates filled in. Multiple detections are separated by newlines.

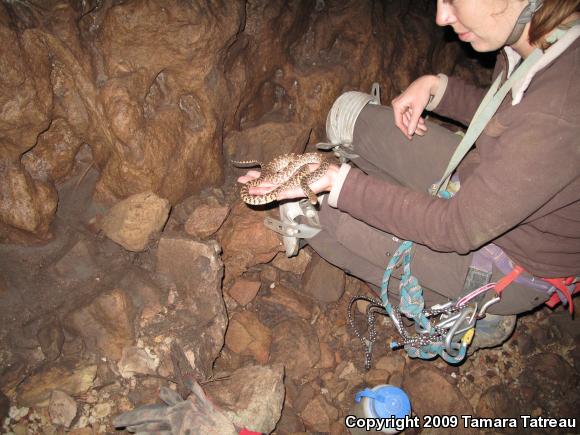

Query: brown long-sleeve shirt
left=335, top=39, right=580, bottom=278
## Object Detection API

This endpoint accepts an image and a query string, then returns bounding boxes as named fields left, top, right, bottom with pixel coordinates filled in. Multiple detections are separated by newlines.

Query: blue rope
left=380, top=241, right=467, bottom=363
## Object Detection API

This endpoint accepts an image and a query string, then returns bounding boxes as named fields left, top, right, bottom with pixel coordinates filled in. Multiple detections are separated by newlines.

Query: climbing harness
left=348, top=22, right=580, bottom=368
left=349, top=239, right=579, bottom=368
left=348, top=241, right=497, bottom=367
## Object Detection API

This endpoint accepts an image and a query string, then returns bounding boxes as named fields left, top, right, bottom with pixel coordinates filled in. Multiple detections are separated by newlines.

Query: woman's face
left=436, top=0, right=526, bottom=51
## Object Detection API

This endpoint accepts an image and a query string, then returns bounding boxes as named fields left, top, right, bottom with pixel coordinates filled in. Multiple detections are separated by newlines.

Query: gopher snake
left=233, top=152, right=329, bottom=205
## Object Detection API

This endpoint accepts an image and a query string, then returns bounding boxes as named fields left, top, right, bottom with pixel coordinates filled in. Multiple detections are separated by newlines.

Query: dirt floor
left=0, top=165, right=579, bottom=435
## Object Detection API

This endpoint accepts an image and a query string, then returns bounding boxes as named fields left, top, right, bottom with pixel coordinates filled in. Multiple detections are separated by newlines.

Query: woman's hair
left=528, top=0, right=580, bottom=48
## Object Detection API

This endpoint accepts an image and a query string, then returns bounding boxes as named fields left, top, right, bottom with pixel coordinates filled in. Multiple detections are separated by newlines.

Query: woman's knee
left=351, top=105, right=399, bottom=160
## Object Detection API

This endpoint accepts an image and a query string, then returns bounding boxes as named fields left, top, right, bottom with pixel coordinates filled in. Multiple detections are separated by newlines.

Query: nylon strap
left=543, top=278, right=576, bottom=315
left=494, top=265, right=525, bottom=295
left=430, top=48, right=543, bottom=196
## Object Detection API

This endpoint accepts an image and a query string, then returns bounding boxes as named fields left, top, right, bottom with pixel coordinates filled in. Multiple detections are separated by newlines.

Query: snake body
left=233, top=152, right=329, bottom=205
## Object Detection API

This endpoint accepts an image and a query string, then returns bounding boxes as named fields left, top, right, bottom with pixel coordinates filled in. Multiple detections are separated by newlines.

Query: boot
left=469, top=314, right=517, bottom=354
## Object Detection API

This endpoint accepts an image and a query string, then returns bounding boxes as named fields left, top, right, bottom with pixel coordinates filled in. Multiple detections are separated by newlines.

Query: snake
left=233, top=152, right=329, bottom=205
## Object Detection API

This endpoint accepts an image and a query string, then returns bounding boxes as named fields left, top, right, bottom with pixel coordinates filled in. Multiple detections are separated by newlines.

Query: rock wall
left=0, top=0, right=489, bottom=242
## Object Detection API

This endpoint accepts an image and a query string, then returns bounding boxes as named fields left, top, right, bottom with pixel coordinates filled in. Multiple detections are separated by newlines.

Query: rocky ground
left=0, top=159, right=578, bottom=435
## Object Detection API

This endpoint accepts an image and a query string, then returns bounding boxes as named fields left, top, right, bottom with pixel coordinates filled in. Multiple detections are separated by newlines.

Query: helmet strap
left=504, top=0, right=543, bottom=46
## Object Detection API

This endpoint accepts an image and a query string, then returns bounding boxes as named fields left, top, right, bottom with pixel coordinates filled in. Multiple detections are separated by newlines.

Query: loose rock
left=119, top=271, right=164, bottom=326
left=293, top=383, right=318, bottom=413
left=272, top=249, right=312, bottom=275
left=156, top=236, right=222, bottom=303
left=321, top=373, right=348, bottom=400
left=300, top=396, right=339, bottom=433
left=316, top=342, right=336, bottom=369
left=66, top=288, right=135, bottom=361
left=17, top=360, right=97, bottom=407
left=184, top=203, right=230, bottom=239
left=375, top=354, right=405, bottom=376
left=37, top=317, right=65, bottom=362
left=228, top=279, right=261, bottom=306
left=48, top=390, right=77, bottom=428
left=364, top=369, right=391, bottom=385
left=101, top=192, right=170, bottom=251
left=389, top=372, right=404, bottom=388
left=338, top=361, right=364, bottom=385
left=91, top=402, right=111, bottom=420
left=301, top=254, right=345, bottom=303
left=219, top=202, right=283, bottom=283
left=514, top=332, right=536, bottom=356
left=518, top=351, right=577, bottom=409
left=225, top=311, right=272, bottom=364
left=270, top=319, right=320, bottom=380
left=260, top=265, right=279, bottom=284
left=206, top=364, right=285, bottom=434
left=524, top=352, right=575, bottom=385
left=118, top=347, right=158, bottom=379
left=274, top=405, right=306, bottom=434
left=261, top=284, right=313, bottom=320
left=476, top=384, right=519, bottom=419
left=155, top=236, right=227, bottom=378
left=403, top=366, right=473, bottom=430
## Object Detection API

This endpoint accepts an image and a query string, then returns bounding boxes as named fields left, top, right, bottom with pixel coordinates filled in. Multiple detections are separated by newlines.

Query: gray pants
left=309, top=104, right=549, bottom=315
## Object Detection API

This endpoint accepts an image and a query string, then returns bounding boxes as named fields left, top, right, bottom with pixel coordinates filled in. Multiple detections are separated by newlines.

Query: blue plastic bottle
left=348, top=385, right=411, bottom=434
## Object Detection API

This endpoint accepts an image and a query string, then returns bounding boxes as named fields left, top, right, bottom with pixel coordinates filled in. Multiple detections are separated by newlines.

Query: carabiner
left=444, top=306, right=477, bottom=356
left=478, top=296, right=501, bottom=317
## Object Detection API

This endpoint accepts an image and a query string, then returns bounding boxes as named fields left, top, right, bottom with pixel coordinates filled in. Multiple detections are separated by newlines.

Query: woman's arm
left=431, top=75, right=489, bottom=126
left=335, top=110, right=579, bottom=253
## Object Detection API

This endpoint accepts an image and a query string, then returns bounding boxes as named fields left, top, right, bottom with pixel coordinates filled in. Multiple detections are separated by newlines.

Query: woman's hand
left=391, top=74, right=441, bottom=140
left=237, top=163, right=341, bottom=202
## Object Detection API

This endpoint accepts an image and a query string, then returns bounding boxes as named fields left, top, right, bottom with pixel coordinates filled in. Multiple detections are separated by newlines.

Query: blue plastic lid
left=370, top=385, right=411, bottom=419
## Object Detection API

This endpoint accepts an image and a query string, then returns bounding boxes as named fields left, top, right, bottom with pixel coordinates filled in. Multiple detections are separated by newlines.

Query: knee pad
left=325, top=90, right=380, bottom=146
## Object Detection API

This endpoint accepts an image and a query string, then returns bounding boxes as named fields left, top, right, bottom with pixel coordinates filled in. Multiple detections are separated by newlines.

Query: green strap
left=430, top=48, right=543, bottom=196
left=549, top=19, right=580, bottom=43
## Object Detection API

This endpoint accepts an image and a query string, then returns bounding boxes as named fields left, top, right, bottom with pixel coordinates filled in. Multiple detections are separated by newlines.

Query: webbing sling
left=430, top=49, right=542, bottom=196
